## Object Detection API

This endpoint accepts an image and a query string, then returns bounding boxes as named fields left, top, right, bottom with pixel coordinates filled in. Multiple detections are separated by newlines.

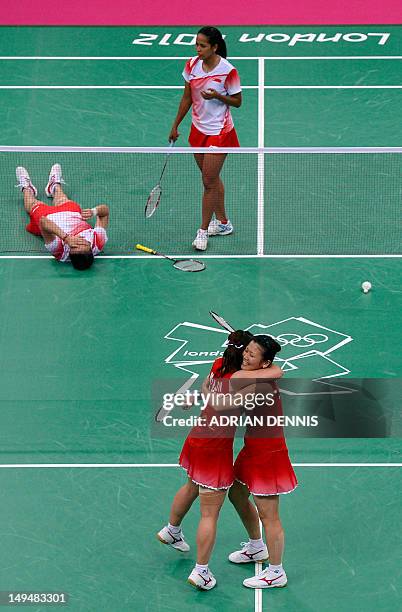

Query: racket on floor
left=209, top=310, right=235, bottom=332
left=144, top=141, right=175, bottom=218
left=136, top=244, right=205, bottom=272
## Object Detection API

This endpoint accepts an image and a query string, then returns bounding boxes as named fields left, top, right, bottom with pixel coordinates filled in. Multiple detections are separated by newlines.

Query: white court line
left=254, top=517, right=264, bottom=612
left=16, top=85, right=359, bottom=92
left=0, top=255, right=401, bottom=259
left=0, top=463, right=400, bottom=468
left=0, top=56, right=401, bottom=60
left=2, top=145, right=401, bottom=152
left=257, top=58, right=265, bottom=256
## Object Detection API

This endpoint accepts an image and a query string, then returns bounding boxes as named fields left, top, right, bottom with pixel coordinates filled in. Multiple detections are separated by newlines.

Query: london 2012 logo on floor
left=164, top=316, right=353, bottom=389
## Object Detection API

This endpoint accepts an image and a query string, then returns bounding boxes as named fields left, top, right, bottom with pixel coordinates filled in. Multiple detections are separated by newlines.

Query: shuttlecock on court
left=362, top=281, right=372, bottom=294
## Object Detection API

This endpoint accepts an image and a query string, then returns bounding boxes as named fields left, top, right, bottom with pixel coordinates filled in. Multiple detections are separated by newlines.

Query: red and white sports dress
left=234, top=380, right=298, bottom=496
left=179, top=357, right=238, bottom=490
left=182, top=56, right=241, bottom=147
left=26, top=201, right=108, bottom=262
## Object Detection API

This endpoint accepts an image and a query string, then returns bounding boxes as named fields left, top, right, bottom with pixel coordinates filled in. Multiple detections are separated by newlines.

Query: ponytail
left=198, top=26, right=227, bottom=58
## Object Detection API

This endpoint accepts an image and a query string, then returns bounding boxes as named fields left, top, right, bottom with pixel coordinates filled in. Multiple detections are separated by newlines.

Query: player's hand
left=65, top=235, right=90, bottom=248
left=168, top=126, right=180, bottom=142
left=201, top=88, right=218, bottom=100
left=81, top=209, right=94, bottom=220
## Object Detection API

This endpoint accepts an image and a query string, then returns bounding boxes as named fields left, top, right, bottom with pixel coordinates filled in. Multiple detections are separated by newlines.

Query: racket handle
left=136, top=244, right=155, bottom=254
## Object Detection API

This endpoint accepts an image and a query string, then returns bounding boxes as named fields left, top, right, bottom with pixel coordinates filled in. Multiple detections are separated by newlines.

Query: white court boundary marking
left=1, top=55, right=401, bottom=91
left=0, top=463, right=400, bottom=468
left=0, top=255, right=401, bottom=259
left=0, top=56, right=401, bottom=60
left=1, top=85, right=402, bottom=89
left=257, top=58, right=265, bottom=255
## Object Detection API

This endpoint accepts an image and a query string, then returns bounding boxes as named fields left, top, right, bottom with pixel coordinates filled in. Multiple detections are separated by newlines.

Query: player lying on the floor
left=16, top=164, right=109, bottom=270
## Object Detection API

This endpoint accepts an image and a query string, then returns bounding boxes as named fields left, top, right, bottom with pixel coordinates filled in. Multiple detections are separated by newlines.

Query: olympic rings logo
left=272, top=333, right=328, bottom=348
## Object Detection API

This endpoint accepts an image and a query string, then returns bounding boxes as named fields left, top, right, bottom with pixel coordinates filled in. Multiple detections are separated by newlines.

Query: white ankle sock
left=168, top=523, right=181, bottom=534
left=196, top=563, right=209, bottom=573
left=249, top=538, right=264, bottom=549
left=269, top=563, right=283, bottom=573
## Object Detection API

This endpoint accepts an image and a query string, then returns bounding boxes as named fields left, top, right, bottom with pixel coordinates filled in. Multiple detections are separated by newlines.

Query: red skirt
left=179, top=436, right=234, bottom=490
left=189, top=124, right=240, bottom=148
left=234, top=438, right=298, bottom=496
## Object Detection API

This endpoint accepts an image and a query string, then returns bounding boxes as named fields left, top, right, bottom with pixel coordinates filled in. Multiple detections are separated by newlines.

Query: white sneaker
left=15, top=167, right=38, bottom=197
left=192, top=229, right=208, bottom=251
left=45, top=163, right=65, bottom=197
left=229, top=541, right=269, bottom=564
left=188, top=567, right=216, bottom=591
left=208, top=219, right=234, bottom=236
left=243, top=567, right=287, bottom=589
left=156, top=526, right=190, bottom=552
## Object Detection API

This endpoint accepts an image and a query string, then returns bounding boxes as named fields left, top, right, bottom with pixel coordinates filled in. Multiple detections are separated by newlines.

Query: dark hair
left=217, top=330, right=253, bottom=376
left=252, top=335, right=281, bottom=363
left=197, top=26, right=227, bottom=58
left=70, top=251, right=94, bottom=271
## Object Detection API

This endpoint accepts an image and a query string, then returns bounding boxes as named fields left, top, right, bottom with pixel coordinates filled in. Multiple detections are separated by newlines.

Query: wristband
left=91, top=207, right=98, bottom=217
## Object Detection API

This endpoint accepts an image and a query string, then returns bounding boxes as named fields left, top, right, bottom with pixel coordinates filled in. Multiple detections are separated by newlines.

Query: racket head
left=145, top=185, right=161, bottom=218
left=173, top=259, right=205, bottom=273
left=209, top=310, right=235, bottom=332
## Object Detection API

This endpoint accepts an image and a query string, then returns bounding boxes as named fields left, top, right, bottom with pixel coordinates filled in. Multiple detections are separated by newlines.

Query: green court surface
left=0, top=26, right=401, bottom=612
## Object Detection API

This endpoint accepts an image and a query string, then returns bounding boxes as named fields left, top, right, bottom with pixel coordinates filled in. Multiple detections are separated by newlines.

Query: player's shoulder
left=230, top=370, right=243, bottom=379
left=184, top=56, right=201, bottom=73
left=219, top=57, right=237, bottom=72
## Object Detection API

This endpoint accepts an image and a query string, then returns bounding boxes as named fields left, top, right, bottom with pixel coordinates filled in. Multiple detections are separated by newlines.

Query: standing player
left=157, top=331, right=283, bottom=591
left=16, top=164, right=109, bottom=270
left=227, top=336, right=297, bottom=590
left=168, top=26, right=242, bottom=251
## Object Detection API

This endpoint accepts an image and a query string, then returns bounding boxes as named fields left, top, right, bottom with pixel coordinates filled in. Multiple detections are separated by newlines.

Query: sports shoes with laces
left=228, top=541, right=269, bottom=564
left=45, top=163, right=65, bottom=197
left=156, top=525, right=190, bottom=552
left=188, top=567, right=217, bottom=591
left=192, top=229, right=208, bottom=251
left=15, top=167, right=38, bottom=197
left=208, top=218, right=234, bottom=236
left=243, top=567, right=287, bottom=589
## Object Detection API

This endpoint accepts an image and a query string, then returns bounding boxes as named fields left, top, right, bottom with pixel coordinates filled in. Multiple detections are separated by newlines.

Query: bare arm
left=39, top=216, right=65, bottom=243
left=39, top=217, right=93, bottom=249
left=81, top=204, right=109, bottom=228
left=169, top=82, right=192, bottom=141
left=201, top=90, right=242, bottom=108
left=231, top=364, right=283, bottom=383
left=94, top=204, right=109, bottom=229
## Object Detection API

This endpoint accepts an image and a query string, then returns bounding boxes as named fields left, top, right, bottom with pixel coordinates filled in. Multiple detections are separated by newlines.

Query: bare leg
left=228, top=480, right=262, bottom=540
left=22, top=188, right=39, bottom=214
left=196, top=489, right=226, bottom=564
left=194, top=153, right=228, bottom=228
left=53, top=184, right=69, bottom=206
left=169, top=478, right=199, bottom=526
left=193, top=153, right=204, bottom=173
left=253, top=495, right=284, bottom=565
left=213, top=178, right=226, bottom=221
